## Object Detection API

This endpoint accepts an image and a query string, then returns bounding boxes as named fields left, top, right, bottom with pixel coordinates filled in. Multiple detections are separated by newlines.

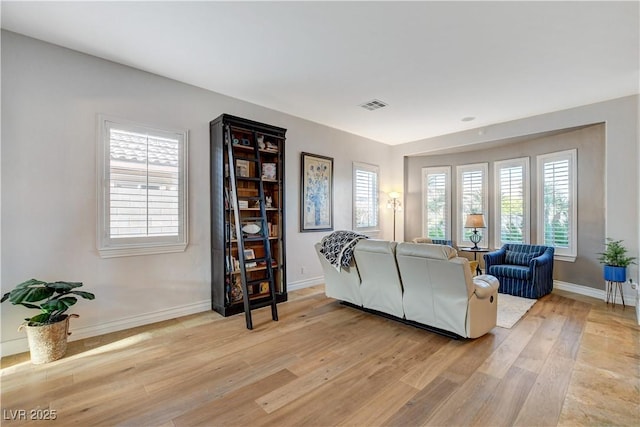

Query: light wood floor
left=1, top=286, right=638, bottom=426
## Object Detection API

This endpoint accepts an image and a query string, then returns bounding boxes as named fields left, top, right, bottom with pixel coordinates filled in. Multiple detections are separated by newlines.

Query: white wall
left=0, top=31, right=394, bottom=355
left=392, top=95, right=640, bottom=299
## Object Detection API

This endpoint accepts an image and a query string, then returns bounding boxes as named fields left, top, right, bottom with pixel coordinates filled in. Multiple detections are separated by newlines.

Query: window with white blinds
left=422, top=166, right=451, bottom=239
left=353, top=162, right=379, bottom=233
left=494, top=158, right=530, bottom=247
left=457, top=163, right=488, bottom=247
left=97, top=115, right=188, bottom=257
left=537, top=149, right=577, bottom=261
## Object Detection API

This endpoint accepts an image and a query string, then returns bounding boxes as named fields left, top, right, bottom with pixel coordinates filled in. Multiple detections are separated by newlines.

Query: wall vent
left=360, top=99, right=388, bottom=111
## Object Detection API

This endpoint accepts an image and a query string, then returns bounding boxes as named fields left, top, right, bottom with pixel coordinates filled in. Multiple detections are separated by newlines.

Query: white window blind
left=109, top=129, right=180, bottom=237
left=98, top=115, right=188, bottom=257
left=353, top=162, right=379, bottom=232
left=422, top=166, right=451, bottom=239
left=457, top=163, right=488, bottom=247
left=494, top=158, right=529, bottom=247
left=537, top=150, right=576, bottom=260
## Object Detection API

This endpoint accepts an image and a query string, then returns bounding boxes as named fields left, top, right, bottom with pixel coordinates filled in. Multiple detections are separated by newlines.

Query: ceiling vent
left=360, top=99, right=388, bottom=111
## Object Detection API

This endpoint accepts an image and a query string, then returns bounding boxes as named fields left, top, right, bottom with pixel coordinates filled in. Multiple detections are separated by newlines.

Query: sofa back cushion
left=396, top=243, right=472, bottom=336
left=397, top=242, right=457, bottom=260
left=353, top=240, right=404, bottom=318
left=315, top=243, right=362, bottom=306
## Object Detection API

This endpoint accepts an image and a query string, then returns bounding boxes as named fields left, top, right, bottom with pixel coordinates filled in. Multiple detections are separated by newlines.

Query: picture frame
left=300, top=152, right=333, bottom=232
left=262, top=162, right=277, bottom=180
left=243, top=249, right=257, bottom=268
left=236, top=159, right=250, bottom=177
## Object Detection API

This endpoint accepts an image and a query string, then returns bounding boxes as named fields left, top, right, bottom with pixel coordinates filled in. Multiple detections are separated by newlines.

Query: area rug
left=496, top=293, right=537, bottom=328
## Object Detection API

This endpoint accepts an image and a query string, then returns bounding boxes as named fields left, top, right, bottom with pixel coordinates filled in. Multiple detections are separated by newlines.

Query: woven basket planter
left=19, top=314, right=78, bottom=364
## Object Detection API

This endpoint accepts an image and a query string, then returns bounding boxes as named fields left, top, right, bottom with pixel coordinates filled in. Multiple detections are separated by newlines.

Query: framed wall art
left=300, top=152, right=333, bottom=232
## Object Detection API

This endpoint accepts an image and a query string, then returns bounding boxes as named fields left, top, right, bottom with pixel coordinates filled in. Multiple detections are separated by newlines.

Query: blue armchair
left=483, top=244, right=554, bottom=299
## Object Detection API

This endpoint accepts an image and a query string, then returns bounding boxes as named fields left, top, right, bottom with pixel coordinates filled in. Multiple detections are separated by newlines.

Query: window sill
left=98, top=243, right=187, bottom=258
left=554, top=254, right=576, bottom=262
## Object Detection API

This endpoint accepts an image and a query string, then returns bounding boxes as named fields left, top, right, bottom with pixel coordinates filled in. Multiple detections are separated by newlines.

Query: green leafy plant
left=598, top=239, right=637, bottom=267
left=1, top=279, right=95, bottom=326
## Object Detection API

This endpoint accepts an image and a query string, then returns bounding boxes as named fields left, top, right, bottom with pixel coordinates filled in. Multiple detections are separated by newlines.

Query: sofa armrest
left=483, top=246, right=506, bottom=272
left=472, top=275, right=499, bottom=299
left=531, top=246, right=554, bottom=268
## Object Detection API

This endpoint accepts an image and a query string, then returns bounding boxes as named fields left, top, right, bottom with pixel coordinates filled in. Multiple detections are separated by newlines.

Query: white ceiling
left=2, top=1, right=638, bottom=145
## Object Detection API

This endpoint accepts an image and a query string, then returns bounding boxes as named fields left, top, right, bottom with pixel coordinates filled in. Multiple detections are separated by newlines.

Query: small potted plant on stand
left=598, top=239, right=636, bottom=282
left=1, top=279, right=95, bottom=364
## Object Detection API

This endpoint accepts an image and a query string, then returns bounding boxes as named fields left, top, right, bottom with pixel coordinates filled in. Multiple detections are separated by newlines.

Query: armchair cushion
left=488, top=264, right=531, bottom=280
left=505, top=250, right=536, bottom=266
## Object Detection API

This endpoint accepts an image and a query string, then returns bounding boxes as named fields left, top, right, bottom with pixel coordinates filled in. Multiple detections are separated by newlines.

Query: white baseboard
left=287, top=276, right=324, bottom=292
left=554, top=280, right=637, bottom=307
left=1, top=300, right=211, bottom=357
left=1, top=278, right=327, bottom=358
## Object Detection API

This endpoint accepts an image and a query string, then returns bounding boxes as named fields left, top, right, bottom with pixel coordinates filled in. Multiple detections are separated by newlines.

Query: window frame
left=456, top=163, right=489, bottom=248
left=494, top=157, right=530, bottom=247
left=536, top=149, right=577, bottom=262
left=421, top=166, right=452, bottom=240
left=352, top=161, right=380, bottom=234
left=97, top=114, right=188, bottom=258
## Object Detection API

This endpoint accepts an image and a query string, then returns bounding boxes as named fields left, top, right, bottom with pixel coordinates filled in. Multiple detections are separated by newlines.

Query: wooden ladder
left=225, top=125, right=278, bottom=330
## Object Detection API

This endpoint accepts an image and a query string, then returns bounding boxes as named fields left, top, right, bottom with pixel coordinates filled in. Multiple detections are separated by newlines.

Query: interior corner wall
left=404, top=125, right=605, bottom=288
left=0, top=31, right=393, bottom=355
left=392, top=95, right=639, bottom=294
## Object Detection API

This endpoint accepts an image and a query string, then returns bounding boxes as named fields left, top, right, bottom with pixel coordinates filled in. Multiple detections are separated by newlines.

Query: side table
left=459, top=247, right=490, bottom=276
left=605, top=280, right=626, bottom=308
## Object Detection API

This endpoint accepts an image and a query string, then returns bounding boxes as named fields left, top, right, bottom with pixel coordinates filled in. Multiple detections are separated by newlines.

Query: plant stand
left=605, top=280, right=625, bottom=308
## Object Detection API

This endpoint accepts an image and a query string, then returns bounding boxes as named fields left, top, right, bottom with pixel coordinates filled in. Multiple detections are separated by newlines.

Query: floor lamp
left=387, top=192, right=402, bottom=241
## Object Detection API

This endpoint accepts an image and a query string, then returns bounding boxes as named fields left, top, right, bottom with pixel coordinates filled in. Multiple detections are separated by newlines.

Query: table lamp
left=464, top=213, right=486, bottom=249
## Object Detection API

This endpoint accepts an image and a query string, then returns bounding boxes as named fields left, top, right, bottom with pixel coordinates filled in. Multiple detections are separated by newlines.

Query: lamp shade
left=388, top=191, right=401, bottom=200
left=464, top=213, right=486, bottom=228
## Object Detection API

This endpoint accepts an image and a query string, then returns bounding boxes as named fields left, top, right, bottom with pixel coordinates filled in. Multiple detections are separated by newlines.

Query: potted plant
left=598, top=239, right=637, bottom=282
left=1, top=279, right=95, bottom=364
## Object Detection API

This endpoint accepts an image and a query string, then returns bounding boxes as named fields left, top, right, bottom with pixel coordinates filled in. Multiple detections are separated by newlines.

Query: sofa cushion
left=397, top=242, right=457, bottom=260
left=505, top=250, right=535, bottom=266
left=488, top=264, right=531, bottom=280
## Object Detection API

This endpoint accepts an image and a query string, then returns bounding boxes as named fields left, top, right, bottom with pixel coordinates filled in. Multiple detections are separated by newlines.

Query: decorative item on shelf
left=257, top=135, right=266, bottom=150
left=253, top=200, right=261, bottom=208
left=1, top=279, right=95, bottom=364
left=236, top=160, right=250, bottom=177
left=231, top=276, right=243, bottom=302
left=259, top=282, right=270, bottom=294
left=262, top=163, right=276, bottom=180
left=266, top=141, right=278, bottom=151
left=242, top=223, right=261, bottom=235
left=265, top=195, right=273, bottom=208
left=241, top=138, right=251, bottom=146
left=238, top=200, right=249, bottom=209
left=464, top=213, right=486, bottom=250
left=387, top=191, right=403, bottom=241
left=232, top=137, right=240, bottom=145
left=244, top=249, right=257, bottom=268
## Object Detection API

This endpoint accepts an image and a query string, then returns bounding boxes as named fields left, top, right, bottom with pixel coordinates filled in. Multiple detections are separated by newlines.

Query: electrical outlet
left=629, top=278, right=637, bottom=290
